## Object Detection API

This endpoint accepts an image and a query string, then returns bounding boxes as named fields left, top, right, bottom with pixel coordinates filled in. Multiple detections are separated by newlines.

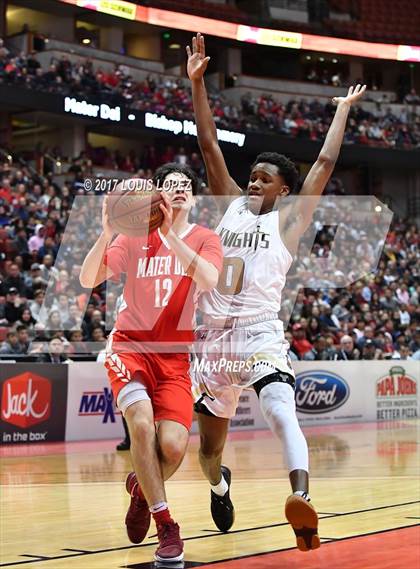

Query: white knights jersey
left=199, top=196, right=293, bottom=319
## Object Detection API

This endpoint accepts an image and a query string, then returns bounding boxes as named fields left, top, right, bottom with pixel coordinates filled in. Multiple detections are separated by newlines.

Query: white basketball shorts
left=192, top=317, right=295, bottom=419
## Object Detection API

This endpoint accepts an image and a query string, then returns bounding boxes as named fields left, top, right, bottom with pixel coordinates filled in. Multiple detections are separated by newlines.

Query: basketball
left=107, top=180, right=164, bottom=237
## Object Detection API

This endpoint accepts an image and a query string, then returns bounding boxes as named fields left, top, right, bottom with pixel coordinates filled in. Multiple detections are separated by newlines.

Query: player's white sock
left=211, top=474, right=229, bottom=496
left=294, top=490, right=311, bottom=501
left=149, top=501, right=168, bottom=514
left=258, top=381, right=309, bottom=472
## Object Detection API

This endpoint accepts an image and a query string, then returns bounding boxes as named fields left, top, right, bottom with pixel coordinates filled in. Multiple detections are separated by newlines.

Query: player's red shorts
left=104, top=330, right=193, bottom=430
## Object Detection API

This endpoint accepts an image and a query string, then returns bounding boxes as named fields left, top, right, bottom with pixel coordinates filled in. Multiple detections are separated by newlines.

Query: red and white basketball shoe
left=125, top=471, right=151, bottom=544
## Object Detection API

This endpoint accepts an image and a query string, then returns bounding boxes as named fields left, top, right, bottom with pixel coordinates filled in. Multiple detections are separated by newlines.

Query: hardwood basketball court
left=1, top=420, right=419, bottom=569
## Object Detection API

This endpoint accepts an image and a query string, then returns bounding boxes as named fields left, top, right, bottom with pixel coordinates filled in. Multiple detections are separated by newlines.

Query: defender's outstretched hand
left=186, top=32, right=210, bottom=81
left=332, top=84, right=366, bottom=106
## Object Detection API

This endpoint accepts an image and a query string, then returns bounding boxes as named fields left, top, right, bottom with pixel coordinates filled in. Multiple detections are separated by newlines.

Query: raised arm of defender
left=187, top=33, right=241, bottom=207
left=282, top=84, right=366, bottom=254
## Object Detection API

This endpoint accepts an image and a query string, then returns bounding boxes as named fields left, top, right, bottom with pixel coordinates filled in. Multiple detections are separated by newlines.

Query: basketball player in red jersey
left=187, top=33, right=366, bottom=551
left=79, top=164, right=223, bottom=563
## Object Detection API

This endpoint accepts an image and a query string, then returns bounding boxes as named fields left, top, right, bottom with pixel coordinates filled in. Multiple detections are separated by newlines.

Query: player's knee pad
left=257, top=381, right=309, bottom=473
left=257, top=379, right=296, bottom=430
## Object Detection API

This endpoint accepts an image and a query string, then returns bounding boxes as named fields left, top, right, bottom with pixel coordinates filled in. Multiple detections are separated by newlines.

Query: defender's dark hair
left=251, top=152, right=299, bottom=193
left=153, top=163, right=199, bottom=195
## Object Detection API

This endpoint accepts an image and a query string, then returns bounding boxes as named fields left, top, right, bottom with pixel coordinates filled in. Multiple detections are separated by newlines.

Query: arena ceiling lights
left=57, top=0, right=420, bottom=62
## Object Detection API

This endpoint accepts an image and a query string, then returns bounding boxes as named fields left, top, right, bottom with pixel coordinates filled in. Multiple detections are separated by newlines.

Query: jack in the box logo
left=1, top=373, right=52, bottom=428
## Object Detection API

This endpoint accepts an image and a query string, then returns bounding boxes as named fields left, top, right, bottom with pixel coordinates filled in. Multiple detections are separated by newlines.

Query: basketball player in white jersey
left=187, top=33, right=366, bottom=551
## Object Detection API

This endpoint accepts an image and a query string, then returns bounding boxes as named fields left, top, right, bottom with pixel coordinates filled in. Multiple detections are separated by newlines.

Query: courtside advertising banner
left=294, top=361, right=419, bottom=426
left=65, top=363, right=124, bottom=441
left=0, top=364, right=68, bottom=444
left=191, top=361, right=419, bottom=433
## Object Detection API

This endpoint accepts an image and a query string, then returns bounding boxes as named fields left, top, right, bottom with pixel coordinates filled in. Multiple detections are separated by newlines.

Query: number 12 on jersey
left=154, top=278, right=173, bottom=307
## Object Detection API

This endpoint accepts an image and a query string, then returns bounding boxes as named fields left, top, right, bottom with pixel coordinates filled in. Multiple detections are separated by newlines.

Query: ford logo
left=295, top=370, right=349, bottom=414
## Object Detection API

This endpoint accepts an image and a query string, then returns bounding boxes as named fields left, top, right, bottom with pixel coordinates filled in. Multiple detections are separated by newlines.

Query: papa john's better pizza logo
left=376, top=366, right=417, bottom=398
left=1, top=373, right=52, bottom=428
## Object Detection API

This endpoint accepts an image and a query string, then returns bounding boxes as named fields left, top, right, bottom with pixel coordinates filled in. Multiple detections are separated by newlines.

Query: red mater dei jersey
left=104, top=225, right=223, bottom=346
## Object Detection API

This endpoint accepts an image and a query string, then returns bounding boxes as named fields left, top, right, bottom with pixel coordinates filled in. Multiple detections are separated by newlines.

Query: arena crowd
left=1, top=47, right=419, bottom=150
left=0, top=154, right=418, bottom=361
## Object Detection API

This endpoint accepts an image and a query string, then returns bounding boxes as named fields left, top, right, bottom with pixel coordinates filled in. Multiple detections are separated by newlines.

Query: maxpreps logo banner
left=376, top=366, right=418, bottom=421
left=0, top=364, right=68, bottom=444
left=78, top=387, right=120, bottom=423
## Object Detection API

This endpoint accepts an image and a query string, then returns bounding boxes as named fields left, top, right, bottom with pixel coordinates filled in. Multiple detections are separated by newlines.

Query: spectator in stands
left=399, top=304, right=411, bottom=327
left=84, top=308, right=106, bottom=340
left=39, top=253, right=58, bottom=283
left=63, top=303, right=83, bottom=331
left=291, top=323, right=313, bottom=358
left=28, top=224, right=45, bottom=253
left=395, top=344, right=412, bottom=360
left=13, top=227, right=30, bottom=262
left=329, top=335, right=360, bottom=360
left=45, top=309, right=63, bottom=336
left=318, top=305, right=340, bottom=333
left=361, top=339, right=382, bottom=360
left=380, top=287, right=399, bottom=311
left=29, top=289, right=45, bottom=322
left=38, top=237, right=58, bottom=265
left=0, top=287, right=26, bottom=325
left=24, top=263, right=48, bottom=293
left=0, top=175, right=12, bottom=203
left=53, top=293, right=71, bottom=323
left=356, top=325, right=376, bottom=350
left=4, top=263, right=27, bottom=296
left=91, top=325, right=106, bottom=347
left=0, top=330, right=25, bottom=355
left=68, top=329, right=88, bottom=354
left=306, top=316, right=322, bottom=342
left=15, top=324, right=30, bottom=353
left=15, top=307, right=36, bottom=336
left=303, top=334, right=328, bottom=360
left=396, top=284, right=410, bottom=305
left=332, top=295, right=351, bottom=325
left=174, top=147, right=188, bottom=165
left=38, top=336, right=72, bottom=363
left=284, top=330, right=299, bottom=360
left=403, top=88, right=420, bottom=105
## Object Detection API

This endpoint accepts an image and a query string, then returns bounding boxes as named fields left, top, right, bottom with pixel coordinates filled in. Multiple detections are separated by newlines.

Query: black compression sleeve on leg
left=253, top=371, right=295, bottom=398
